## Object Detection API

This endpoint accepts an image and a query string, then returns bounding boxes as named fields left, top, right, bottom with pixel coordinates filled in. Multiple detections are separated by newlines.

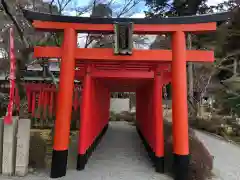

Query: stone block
left=2, top=116, right=18, bottom=176
left=0, top=118, right=4, bottom=173
left=15, top=119, right=31, bottom=176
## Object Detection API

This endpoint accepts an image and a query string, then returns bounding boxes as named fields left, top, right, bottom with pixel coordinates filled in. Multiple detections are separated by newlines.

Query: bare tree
left=0, top=0, right=72, bottom=98
left=0, top=0, right=144, bottom=104
left=76, top=0, right=144, bottom=49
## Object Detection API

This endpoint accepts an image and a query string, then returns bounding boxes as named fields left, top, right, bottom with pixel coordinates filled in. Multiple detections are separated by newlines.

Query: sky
left=78, top=0, right=224, bottom=6
left=71, top=0, right=225, bottom=18
left=77, top=0, right=225, bottom=11
left=207, top=0, right=225, bottom=6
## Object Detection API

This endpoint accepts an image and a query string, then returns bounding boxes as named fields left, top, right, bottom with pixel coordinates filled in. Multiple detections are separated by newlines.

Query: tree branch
left=108, top=0, right=115, bottom=6
left=57, top=0, right=62, bottom=13
left=45, top=59, right=59, bottom=89
left=1, top=0, right=30, bottom=48
left=62, top=0, right=72, bottom=11
left=216, top=49, right=240, bottom=66
left=83, top=0, right=98, bottom=48
left=75, top=3, right=92, bottom=16
left=117, top=0, right=141, bottom=17
left=49, top=0, right=55, bottom=14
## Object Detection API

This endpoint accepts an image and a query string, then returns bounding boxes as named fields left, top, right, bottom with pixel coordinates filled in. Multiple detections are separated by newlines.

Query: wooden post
left=153, top=69, right=164, bottom=173
left=77, top=66, right=92, bottom=171
left=31, top=92, right=36, bottom=118
left=49, top=91, right=54, bottom=119
left=50, top=28, right=76, bottom=178
left=172, top=31, right=189, bottom=180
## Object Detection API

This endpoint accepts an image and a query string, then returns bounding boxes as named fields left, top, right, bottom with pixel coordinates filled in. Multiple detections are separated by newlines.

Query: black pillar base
left=76, top=154, right=87, bottom=170
left=50, top=150, right=68, bottom=178
left=173, top=154, right=189, bottom=180
left=155, top=156, right=164, bottom=173
left=136, top=126, right=164, bottom=173
left=77, top=124, right=109, bottom=171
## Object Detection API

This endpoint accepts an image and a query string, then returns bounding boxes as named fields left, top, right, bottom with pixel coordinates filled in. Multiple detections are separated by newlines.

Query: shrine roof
left=23, top=9, right=230, bottom=25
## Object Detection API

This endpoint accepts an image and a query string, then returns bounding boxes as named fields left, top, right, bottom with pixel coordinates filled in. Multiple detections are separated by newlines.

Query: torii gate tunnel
left=23, top=10, right=229, bottom=180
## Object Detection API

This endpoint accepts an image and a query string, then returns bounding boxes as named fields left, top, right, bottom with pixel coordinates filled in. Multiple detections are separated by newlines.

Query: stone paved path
left=1, top=122, right=240, bottom=180
left=0, top=122, right=171, bottom=180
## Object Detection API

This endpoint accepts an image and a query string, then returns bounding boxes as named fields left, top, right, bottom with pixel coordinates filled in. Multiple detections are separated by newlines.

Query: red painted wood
left=31, top=92, right=36, bottom=118
left=136, top=83, right=155, bottom=150
left=17, top=17, right=217, bottom=177
left=43, top=91, right=48, bottom=120
left=15, top=88, right=20, bottom=113
left=91, top=71, right=154, bottom=79
left=4, top=28, right=16, bottom=124
left=53, top=28, right=77, bottom=151
left=22, top=83, right=83, bottom=119
left=33, top=20, right=216, bottom=33
left=154, top=71, right=164, bottom=157
left=27, top=87, right=32, bottom=113
left=79, top=67, right=92, bottom=154
left=172, top=31, right=189, bottom=155
left=34, top=47, right=214, bottom=62
left=36, top=90, right=43, bottom=119
left=49, top=91, right=54, bottom=119
left=78, top=74, right=110, bottom=154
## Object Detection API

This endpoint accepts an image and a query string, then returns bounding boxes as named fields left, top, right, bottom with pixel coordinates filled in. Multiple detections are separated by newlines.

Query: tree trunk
left=187, top=33, right=195, bottom=116
left=233, top=59, right=238, bottom=76
left=197, top=93, right=204, bottom=117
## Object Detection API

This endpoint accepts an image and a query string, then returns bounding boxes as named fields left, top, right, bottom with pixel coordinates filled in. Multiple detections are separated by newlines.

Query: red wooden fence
left=25, top=83, right=82, bottom=121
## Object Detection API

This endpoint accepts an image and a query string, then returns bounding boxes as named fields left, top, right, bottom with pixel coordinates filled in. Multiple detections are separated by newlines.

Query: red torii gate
left=23, top=10, right=229, bottom=180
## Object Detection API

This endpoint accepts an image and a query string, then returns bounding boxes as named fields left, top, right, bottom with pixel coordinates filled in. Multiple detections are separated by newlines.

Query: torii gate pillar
left=153, top=68, right=164, bottom=173
left=51, top=28, right=76, bottom=178
left=172, top=31, right=189, bottom=180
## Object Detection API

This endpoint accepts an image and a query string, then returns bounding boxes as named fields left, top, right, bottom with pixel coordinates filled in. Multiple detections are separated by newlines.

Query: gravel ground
left=1, top=122, right=240, bottom=180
